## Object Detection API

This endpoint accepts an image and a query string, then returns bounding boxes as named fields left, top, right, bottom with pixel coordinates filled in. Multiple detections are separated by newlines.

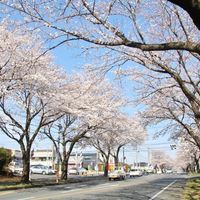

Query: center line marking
left=149, top=180, right=177, bottom=200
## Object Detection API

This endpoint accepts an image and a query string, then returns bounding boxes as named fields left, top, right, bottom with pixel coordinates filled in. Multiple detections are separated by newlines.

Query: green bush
left=0, top=147, right=12, bottom=174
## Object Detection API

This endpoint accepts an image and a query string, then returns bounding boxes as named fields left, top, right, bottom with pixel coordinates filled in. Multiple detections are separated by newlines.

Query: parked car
left=77, top=167, right=87, bottom=175
left=8, top=162, right=23, bottom=175
left=129, top=169, right=143, bottom=177
left=108, top=169, right=126, bottom=181
left=13, top=165, right=23, bottom=175
left=68, top=167, right=78, bottom=175
left=30, top=165, right=55, bottom=175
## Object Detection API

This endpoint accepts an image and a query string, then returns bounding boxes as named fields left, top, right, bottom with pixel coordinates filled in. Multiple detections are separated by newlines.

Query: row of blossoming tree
left=0, top=0, right=199, bottom=178
left=0, top=22, right=146, bottom=183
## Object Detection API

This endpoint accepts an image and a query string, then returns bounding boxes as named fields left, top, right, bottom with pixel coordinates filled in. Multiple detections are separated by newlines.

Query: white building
left=30, top=149, right=56, bottom=168
left=8, top=148, right=115, bottom=172
left=30, top=149, right=102, bottom=170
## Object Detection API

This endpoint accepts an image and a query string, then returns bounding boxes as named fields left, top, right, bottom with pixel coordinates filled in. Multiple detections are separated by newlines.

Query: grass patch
left=0, top=175, right=103, bottom=190
left=0, top=176, right=32, bottom=190
left=0, top=176, right=21, bottom=185
left=182, top=178, right=200, bottom=200
left=0, top=183, right=33, bottom=190
left=188, top=172, right=200, bottom=177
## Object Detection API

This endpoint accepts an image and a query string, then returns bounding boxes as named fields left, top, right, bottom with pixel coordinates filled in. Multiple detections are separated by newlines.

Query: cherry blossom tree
left=137, top=77, right=200, bottom=150
left=0, top=0, right=199, bottom=52
left=87, top=129, right=113, bottom=177
left=86, top=112, right=146, bottom=176
left=110, top=116, right=146, bottom=167
left=0, top=21, right=41, bottom=97
left=151, top=150, right=174, bottom=173
left=42, top=113, right=93, bottom=181
left=175, top=139, right=200, bottom=173
left=41, top=71, right=126, bottom=180
left=0, top=23, right=66, bottom=183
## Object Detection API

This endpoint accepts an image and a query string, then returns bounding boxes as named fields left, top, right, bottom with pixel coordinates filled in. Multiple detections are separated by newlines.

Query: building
left=69, top=152, right=99, bottom=170
left=30, top=149, right=115, bottom=171
left=7, top=148, right=116, bottom=172
left=30, top=149, right=56, bottom=168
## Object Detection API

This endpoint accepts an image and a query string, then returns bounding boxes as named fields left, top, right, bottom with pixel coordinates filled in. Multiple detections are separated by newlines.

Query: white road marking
left=110, top=184, right=119, bottom=187
left=79, top=184, right=87, bottom=187
left=0, top=191, right=15, bottom=196
left=64, top=186, right=72, bottom=189
left=61, top=183, right=118, bottom=194
left=98, top=183, right=110, bottom=186
left=61, top=188, right=83, bottom=194
left=17, top=197, right=35, bottom=200
left=149, top=180, right=177, bottom=200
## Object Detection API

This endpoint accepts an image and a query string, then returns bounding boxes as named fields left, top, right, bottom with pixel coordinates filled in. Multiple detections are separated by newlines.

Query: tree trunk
left=103, top=156, right=109, bottom=177
left=115, top=146, right=122, bottom=168
left=196, top=162, right=200, bottom=173
left=168, top=0, right=200, bottom=31
left=21, top=150, right=30, bottom=183
left=60, top=153, right=70, bottom=181
left=60, top=141, right=76, bottom=181
left=194, top=157, right=200, bottom=173
left=114, top=155, right=118, bottom=168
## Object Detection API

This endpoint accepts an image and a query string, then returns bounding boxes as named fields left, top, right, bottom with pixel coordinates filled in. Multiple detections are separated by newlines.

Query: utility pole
left=122, top=147, right=125, bottom=165
left=52, top=143, right=55, bottom=170
left=136, top=145, right=138, bottom=168
left=137, top=149, right=140, bottom=168
left=58, top=124, right=62, bottom=173
left=148, top=147, right=151, bottom=166
left=56, top=123, right=62, bottom=182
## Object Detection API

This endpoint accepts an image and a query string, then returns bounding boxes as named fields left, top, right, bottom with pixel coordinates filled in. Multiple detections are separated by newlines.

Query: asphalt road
left=0, top=174, right=187, bottom=200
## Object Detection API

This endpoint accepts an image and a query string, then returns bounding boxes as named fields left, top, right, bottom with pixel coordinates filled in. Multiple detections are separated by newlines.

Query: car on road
left=129, top=169, right=143, bottom=177
left=108, top=169, right=126, bottom=181
left=30, top=165, right=55, bottom=175
left=165, top=169, right=173, bottom=174
left=68, top=167, right=87, bottom=175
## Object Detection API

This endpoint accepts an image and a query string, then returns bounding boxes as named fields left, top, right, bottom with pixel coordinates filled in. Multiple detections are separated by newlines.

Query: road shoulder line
left=149, top=180, right=177, bottom=200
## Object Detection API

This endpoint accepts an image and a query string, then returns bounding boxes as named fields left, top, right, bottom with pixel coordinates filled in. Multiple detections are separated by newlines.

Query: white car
left=129, top=169, right=143, bottom=177
left=166, top=169, right=173, bottom=174
left=14, top=166, right=23, bottom=175
left=30, top=165, right=55, bottom=175
left=68, top=167, right=87, bottom=175
left=108, top=169, right=126, bottom=181
left=68, top=167, right=78, bottom=175
left=8, top=162, right=23, bottom=174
